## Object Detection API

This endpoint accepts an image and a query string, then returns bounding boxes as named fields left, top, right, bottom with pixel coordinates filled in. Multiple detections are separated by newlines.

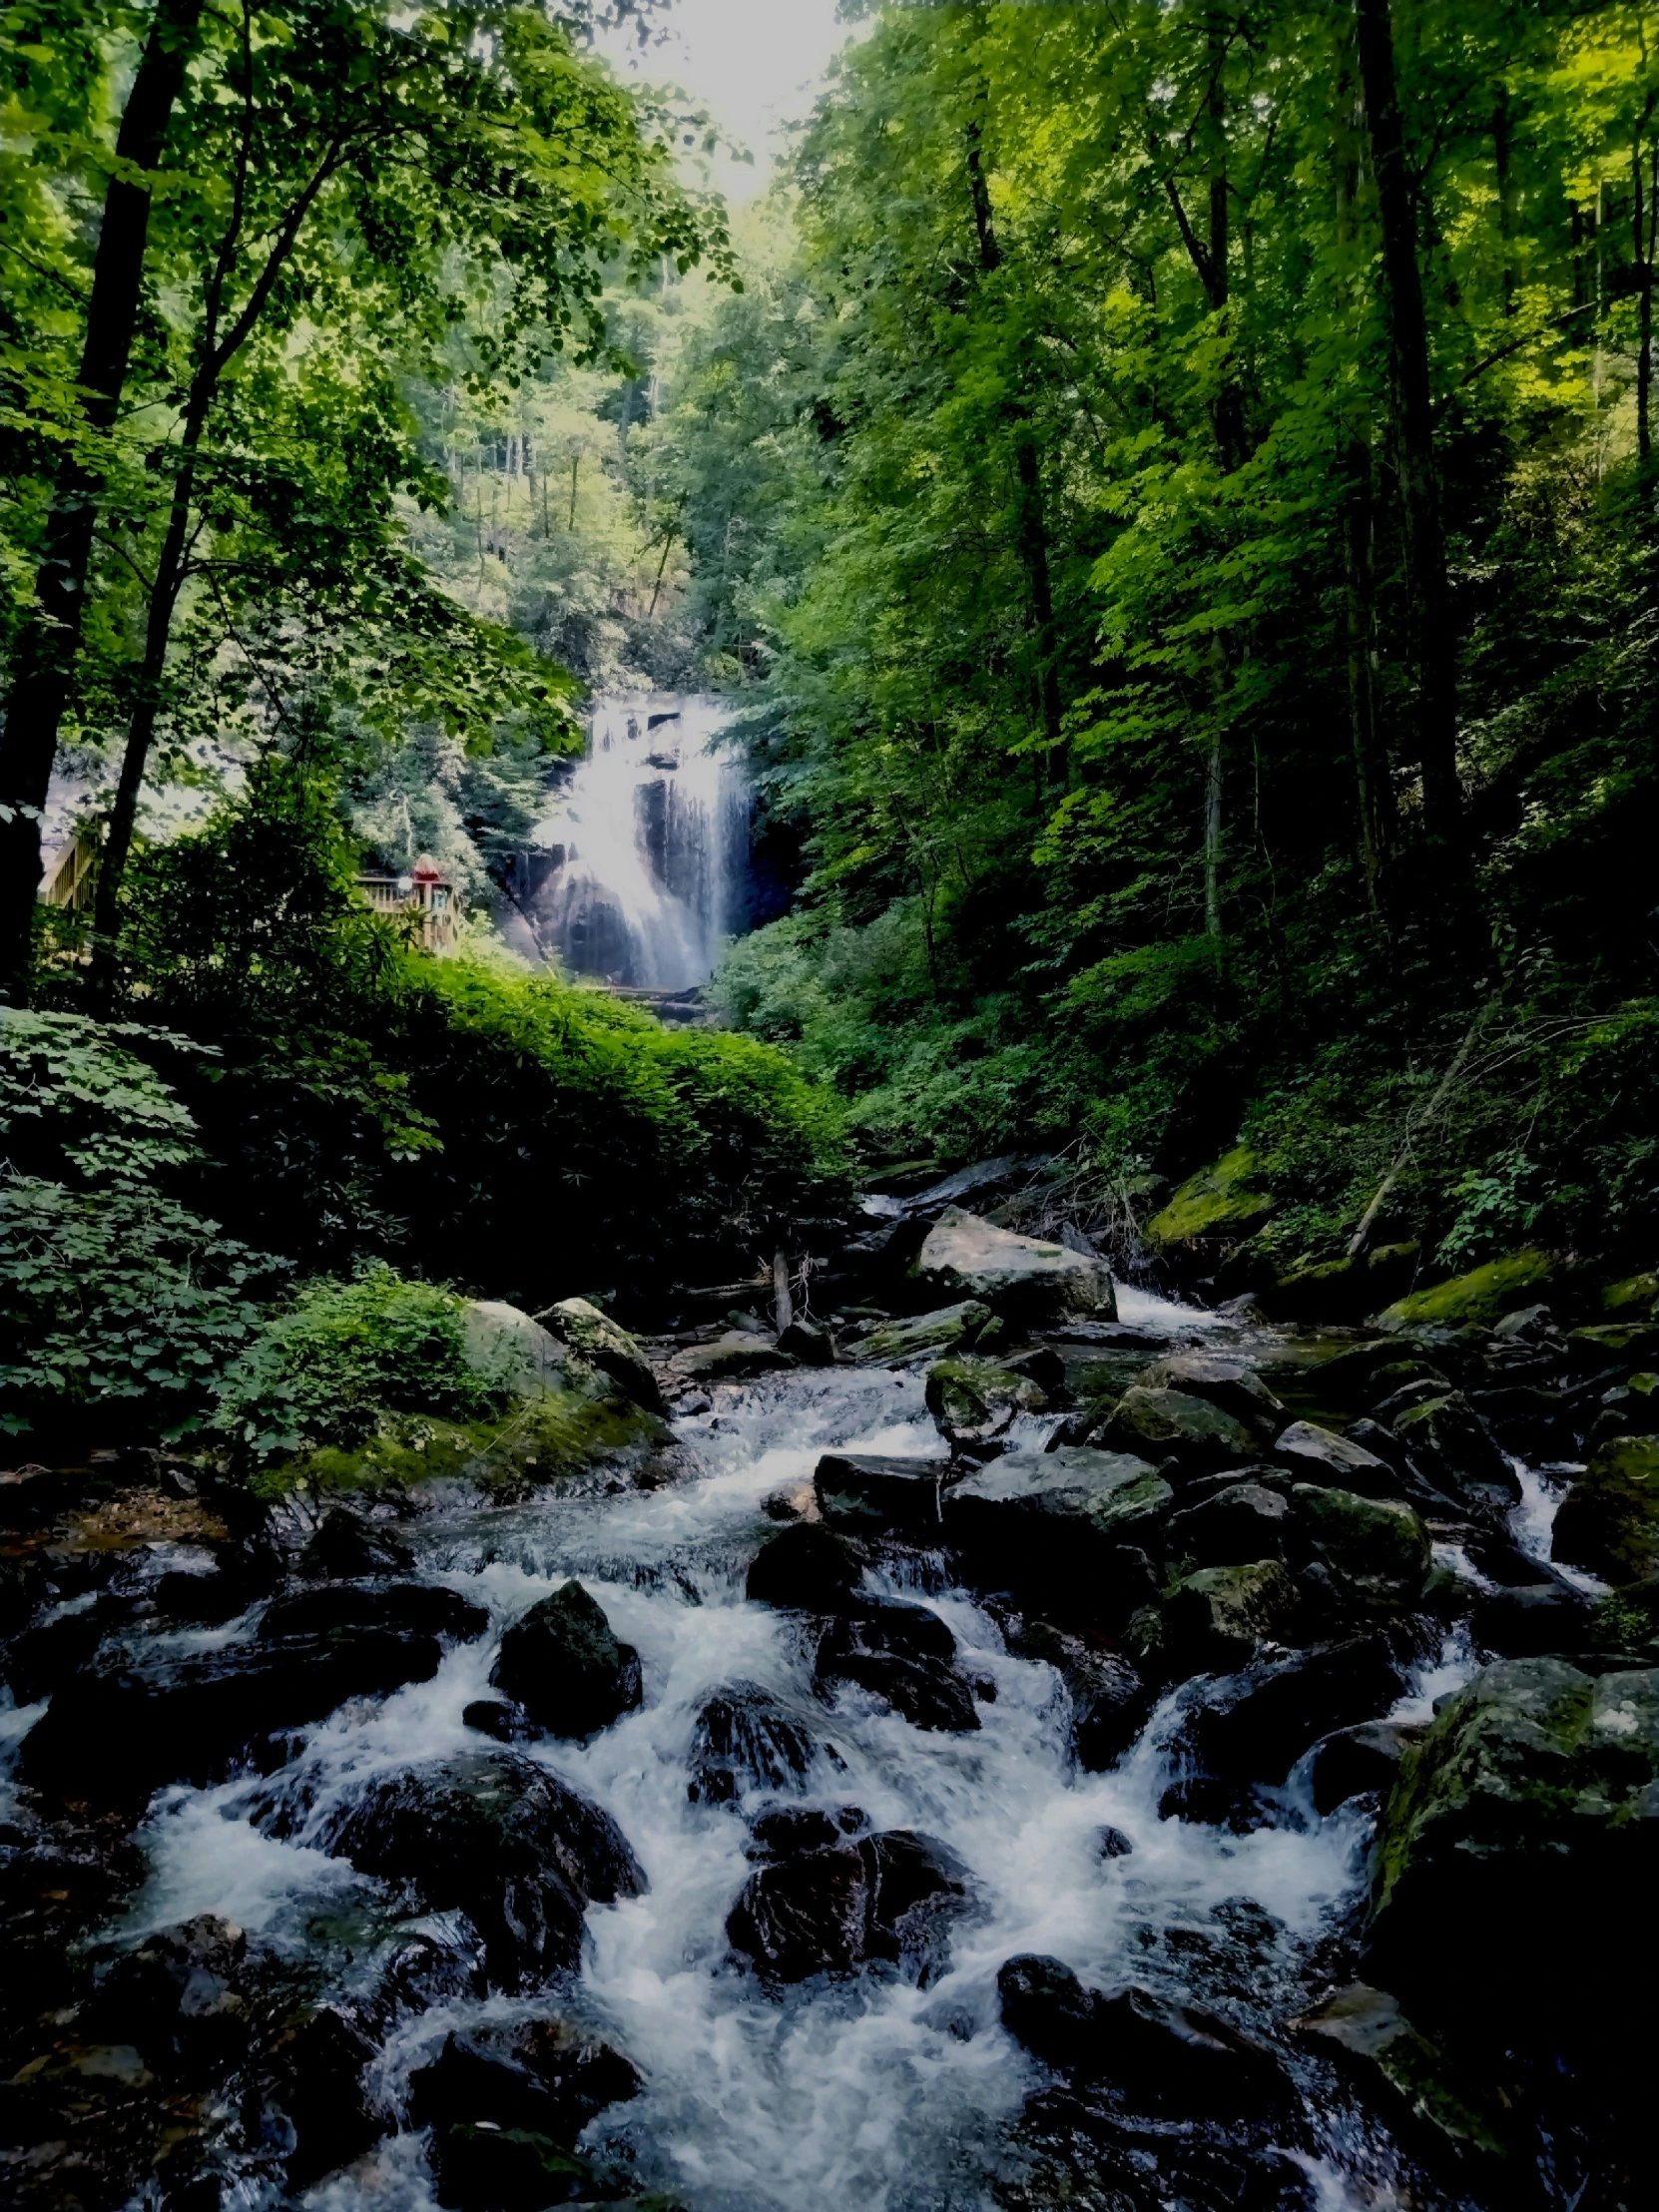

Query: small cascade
left=504, top=695, right=749, bottom=992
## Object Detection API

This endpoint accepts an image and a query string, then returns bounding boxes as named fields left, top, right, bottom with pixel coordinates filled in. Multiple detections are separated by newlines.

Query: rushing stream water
left=69, top=1287, right=1584, bottom=2212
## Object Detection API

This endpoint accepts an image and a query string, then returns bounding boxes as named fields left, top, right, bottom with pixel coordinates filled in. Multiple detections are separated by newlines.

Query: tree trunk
left=966, top=113, right=1064, bottom=779
left=773, top=1247, right=794, bottom=1337
left=1354, top=0, right=1461, bottom=856
left=1336, top=69, right=1392, bottom=911
left=1343, top=444, right=1392, bottom=911
left=0, top=0, right=206, bottom=995
left=86, top=408, right=207, bottom=998
left=1635, top=128, right=1655, bottom=467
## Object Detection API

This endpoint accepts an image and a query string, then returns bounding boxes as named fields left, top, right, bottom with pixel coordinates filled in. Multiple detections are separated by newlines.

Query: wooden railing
left=40, top=835, right=97, bottom=910
left=356, top=866, right=457, bottom=950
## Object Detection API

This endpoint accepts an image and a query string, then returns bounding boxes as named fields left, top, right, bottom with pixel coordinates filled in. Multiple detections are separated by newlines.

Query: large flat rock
left=907, top=1208, right=1115, bottom=1326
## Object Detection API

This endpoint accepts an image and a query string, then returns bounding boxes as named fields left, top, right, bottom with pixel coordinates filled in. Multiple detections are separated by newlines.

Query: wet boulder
left=309, top=1751, right=644, bottom=1990
left=686, top=1680, right=834, bottom=1804
left=813, top=1597, right=975, bottom=1733
left=246, top=2003, right=383, bottom=2190
left=1389, top=1393, right=1517, bottom=1506
left=943, top=1448, right=1171, bottom=1622
left=259, top=1581, right=488, bottom=1645
left=82, top=1915, right=259, bottom=2079
left=1308, top=1721, right=1426, bottom=1815
left=1470, top=1582, right=1596, bottom=1659
left=1271, top=1420, right=1394, bottom=1492
left=746, top=1521, right=867, bottom=1611
left=1293, top=1485, right=1430, bottom=1607
left=1103, top=1386, right=1258, bottom=1473
left=408, top=2018, right=641, bottom=2208
left=296, top=1507, right=414, bottom=1580
left=925, top=1355, right=1050, bottom=1450
left=852, top=1300, right=997, bottom=1368
left=748, top=1804, right=865, bottom=1857
left=1466, top=1383, right=1574, bottom=1461
left=907, top=1207, right=1115, bottom=1327
left=489, top=1579, right=643, bottom=1740
left=542, top=1295, right=668, bottom=1414
left=671, top=1332, right=799, bottom=1383
left=20, top=1629, right=444, bottom=1806
left=1567, top=1321, right=1659, bottom=1376
left=815, top=1612, right=980, bottom=1734
left=728, top=1827, right=970, bottom=1985
left=777, top=1317, right=836, bottom=1366
left=1290, top=1983, right=1511, bottom=2165
left=997, top=1954, right=1289, bottom=2117
left=1159, top=1561, right=1304, bottom=1673
left=1168, top=1480, right=1293, bottom=1568
left=1007, top=1618, right=1153, bottom=1770
left=1137, top=1355, right=1287, bottom=1442
left=1160, top=1637, right=1408, bottom=1825
left=1365, top=1658, right=1659, bottom=2039
left=1551, top=1435, right=1659, bottom=1582
left=813, top=1452, right=947, bottom=1533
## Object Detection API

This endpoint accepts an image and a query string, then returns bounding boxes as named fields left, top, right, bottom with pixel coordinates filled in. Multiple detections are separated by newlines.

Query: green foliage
left=0, top=1009, right=280, bottom=1434
left=213, top=1264, right=503, bottom=1460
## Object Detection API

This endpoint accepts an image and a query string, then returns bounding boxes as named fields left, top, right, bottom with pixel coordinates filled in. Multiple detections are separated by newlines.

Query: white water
left=100, top=1296, right=1461, bottom=2212
left=524, top=694, right=748, bottom=988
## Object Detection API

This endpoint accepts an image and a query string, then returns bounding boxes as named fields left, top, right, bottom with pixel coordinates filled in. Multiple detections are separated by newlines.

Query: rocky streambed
left=1, top=1212, right=1655, bottom=2212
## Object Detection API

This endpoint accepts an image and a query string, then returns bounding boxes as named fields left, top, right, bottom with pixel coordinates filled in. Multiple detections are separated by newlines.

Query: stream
left=78, top=1287, right=1573, bottom=2212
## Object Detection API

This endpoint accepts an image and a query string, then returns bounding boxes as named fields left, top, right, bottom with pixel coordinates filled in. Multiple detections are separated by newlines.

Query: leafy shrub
left=0, top=1011, right=282, bottom=1437
left=213, top=1264, right=505, bottom=1458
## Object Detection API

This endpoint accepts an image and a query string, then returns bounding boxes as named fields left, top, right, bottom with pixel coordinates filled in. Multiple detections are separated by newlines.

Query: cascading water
left=98, top=1291, right=1493, bottom=2212
left=506, top=695, right=750, bottom=990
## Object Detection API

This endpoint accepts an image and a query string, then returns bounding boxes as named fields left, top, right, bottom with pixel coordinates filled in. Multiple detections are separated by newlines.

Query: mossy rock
left=1366, top=1658, right=1659, bottom=2040
left=251, top=1387, right=678, bottom=1504
left=1377, top=1249, right=1553, bottom=1332
left=1551, top=1435, right=1659, bottom=1583
left=1295, top=1483, right=1430, bottom=1602
left=1600, top=1271, right=1659, bottom=1316
left=1271, top=1242, right=1419, bottom=1324
left=1144, top=1146, right=1275, bottom=1249
left=925, top=1355, right=1048, bottom=1446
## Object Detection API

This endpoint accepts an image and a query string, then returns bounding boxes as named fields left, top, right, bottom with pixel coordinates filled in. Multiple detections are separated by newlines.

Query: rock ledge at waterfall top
left=906, top=1206, right=1116, bottom=1325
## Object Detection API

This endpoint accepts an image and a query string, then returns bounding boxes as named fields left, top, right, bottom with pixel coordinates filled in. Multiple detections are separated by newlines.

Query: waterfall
left=508, top=695, right=749, bottom=991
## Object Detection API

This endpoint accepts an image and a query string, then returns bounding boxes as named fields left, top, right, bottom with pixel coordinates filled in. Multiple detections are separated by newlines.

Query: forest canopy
left=2, top=0, right=1657, bottom=1432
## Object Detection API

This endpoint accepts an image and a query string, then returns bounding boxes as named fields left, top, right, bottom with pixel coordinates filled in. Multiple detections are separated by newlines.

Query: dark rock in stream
left=812, top=1601, right=979, bottom=1732
left=1470, top=1581, right=1596, bottom=1658
left=943, top=1448, right=1170, bottom=1626
left=1102, top=1385, right=1260, bottom=1472
left=1551, top=1435, right=1659, bottom=1582
left=489, top=1579, right=642, bottom=1740
left=20, top=1630, right=445, bottom=1806
left=1160, top=1637, right=1409, bottom=1825
left=1364, top=1658, right=1659, bottom=2043
left=296, top=1507, right=415, bottom=1580
left=686, top=1680, right=836, bottom=1803
left=999, top=1615, right=1152, bottom=1770
left=305, top=1752, right=644, bottom=1990
left=1307, top=1720, right=1426, bottom=1814
left=728, top=1827, right=970, bottom=1985
left=746, top=1521, right=867, bottom=1611
left=813, top=1451, right=947, bottom=1532
left=748, top=1804, right=866, bottom=1857
left=997, top=1954, right=1290, bottom=2116
left=1168, top=1480, right=1293, bottom=1566
left=409, top=2019, right=642, bottom=2208
left=1293, top=1485, right=1431, bottom=1606
left=245, top=2002, right=382, bottom=2189
left=259, top=1580, right=488, bottom=1644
